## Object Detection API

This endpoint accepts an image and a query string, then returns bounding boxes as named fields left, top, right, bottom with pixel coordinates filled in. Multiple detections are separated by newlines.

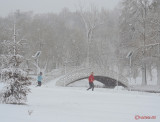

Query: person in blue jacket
left=37, top=72, right=42, bottom=86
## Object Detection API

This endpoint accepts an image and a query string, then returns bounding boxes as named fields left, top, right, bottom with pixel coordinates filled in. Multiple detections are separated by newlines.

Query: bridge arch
left=56, top=67, right=129, bottom=88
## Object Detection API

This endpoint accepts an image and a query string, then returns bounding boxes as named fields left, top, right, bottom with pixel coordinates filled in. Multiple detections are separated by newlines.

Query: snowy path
left=0, top=83, right=160, bottom=122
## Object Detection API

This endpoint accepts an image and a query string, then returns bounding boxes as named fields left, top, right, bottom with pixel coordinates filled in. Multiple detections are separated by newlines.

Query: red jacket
left=88, top=74, right=94, bottom=82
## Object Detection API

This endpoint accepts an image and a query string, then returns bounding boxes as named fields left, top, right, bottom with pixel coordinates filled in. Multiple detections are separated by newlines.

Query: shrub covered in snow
left=0, top=55, right=31, bottom=104
left=0, top=27, right=31, bottom=104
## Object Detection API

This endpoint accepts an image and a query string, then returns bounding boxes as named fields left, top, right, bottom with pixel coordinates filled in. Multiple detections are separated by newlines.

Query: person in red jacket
left=87, top=72, right=95, bottom=91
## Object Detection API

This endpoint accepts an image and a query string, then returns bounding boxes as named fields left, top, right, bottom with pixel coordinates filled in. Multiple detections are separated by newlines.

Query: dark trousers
left=38, top=81, right=41, bottom=86
left=87, top=82, right=94, bottom=91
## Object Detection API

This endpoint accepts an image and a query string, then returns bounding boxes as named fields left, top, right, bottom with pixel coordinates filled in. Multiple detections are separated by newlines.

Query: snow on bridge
left=56, top=67, right=129, bottom=88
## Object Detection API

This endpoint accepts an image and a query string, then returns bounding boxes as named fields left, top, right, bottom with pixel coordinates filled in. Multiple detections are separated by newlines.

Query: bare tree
left=78, top=4, right=104, bottom=67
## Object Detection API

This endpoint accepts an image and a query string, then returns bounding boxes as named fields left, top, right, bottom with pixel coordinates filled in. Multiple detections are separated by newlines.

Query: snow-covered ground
left=0, top=79, right=160, bottom=122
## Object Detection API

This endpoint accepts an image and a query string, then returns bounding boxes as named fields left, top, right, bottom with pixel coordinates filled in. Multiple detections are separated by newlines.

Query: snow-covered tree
left=78, top=4, right=104, bottom=67
left=149, top=0, right=160, bottom=86
left=118, top=0, right=160, bottom=85
left=0, top=24, right=31, bottom=104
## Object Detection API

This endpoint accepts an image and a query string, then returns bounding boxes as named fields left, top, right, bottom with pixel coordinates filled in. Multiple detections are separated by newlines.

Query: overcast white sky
left=0, top=0, right=120, bottom=17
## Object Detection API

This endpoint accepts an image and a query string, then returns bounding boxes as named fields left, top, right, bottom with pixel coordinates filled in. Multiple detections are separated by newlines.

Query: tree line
left=0, top=0, right=160, bottom=86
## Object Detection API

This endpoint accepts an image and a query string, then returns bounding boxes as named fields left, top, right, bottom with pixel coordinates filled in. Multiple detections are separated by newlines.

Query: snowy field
left=0, top=80, right=160, bottom=122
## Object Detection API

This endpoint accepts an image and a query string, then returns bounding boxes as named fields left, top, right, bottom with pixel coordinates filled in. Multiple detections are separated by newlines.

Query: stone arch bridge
left=56, top=67, right=129, bottom=88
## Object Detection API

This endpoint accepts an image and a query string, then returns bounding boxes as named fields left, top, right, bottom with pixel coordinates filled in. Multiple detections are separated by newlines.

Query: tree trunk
left=157, top=60, right=160, bottom=86
left=142, top=63, right=147, bottom=86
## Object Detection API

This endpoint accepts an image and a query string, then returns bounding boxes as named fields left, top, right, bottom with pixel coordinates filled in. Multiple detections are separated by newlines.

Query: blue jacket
left=38, top=75, right=42, bottom=82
